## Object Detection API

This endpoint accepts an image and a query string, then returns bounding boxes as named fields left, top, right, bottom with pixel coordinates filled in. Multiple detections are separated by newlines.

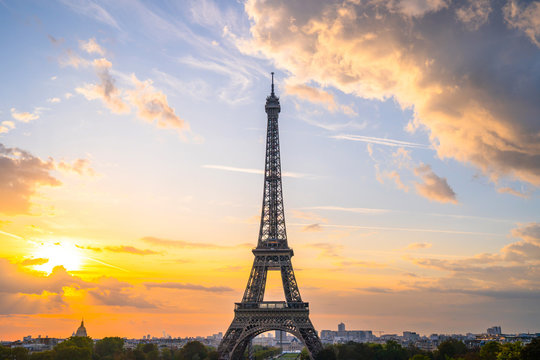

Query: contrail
left=289, top=223, right=503, bottom=236
left=85, top=257, right=129, bottom=272
left=331, top=134, right=432, bottom=149
left=0, top=230, right=23, bottom=240
left=202, top=164, right=311, bottom=178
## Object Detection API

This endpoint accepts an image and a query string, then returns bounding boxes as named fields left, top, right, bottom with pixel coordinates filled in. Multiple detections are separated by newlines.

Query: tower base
left=218, top=303, right=323, bottom=360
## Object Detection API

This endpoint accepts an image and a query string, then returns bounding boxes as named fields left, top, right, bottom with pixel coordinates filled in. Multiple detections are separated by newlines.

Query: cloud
left=0, top=291, right=67, bottom=315
left=59, top=49, right=90, bottom=68
left=503, top=0, right=540, bottom=47
left=337, top=260, right=386, bottom=268
left=239, top=0, right=540, bottom=186
left=414, top=164, right=457, bottom=204
left=0, top=143, right=61, bottom=215
left=104, top=246, right=160, bottom=255
left=20, top=258, right=49, bottom=266
left=47, top=34, right=64, bottom=45
left=405, top=223, right=540, bottom=299
left=388, top=170, right=408, bottom=191
left=0, top=121, right=15, bottom=134
left=141, top=236, right=250, bottom=249
left=290, top=209, right=327, bottom=223
left=0, top=144, right=96, bottom=215
left=0, top=260, right=85, bottom=296
left=67, top=42, right=193, bottom=136
left=456, top=0, right=492, bottom=30
left=377, top=168, right=409, bottom=192
left=0, top=258, right=158, bottom=313
left=88, top=288, right=156, bottom=308
left=56, top=158, right=95, bottom=176
left=76, top=58, right=129, bottom=113
left=392, top=147, right=412, bottom=168
left=303, top=205, right=389, bottom=214
left=358, top=286, right=394, bottom=293
left=126, top=74, right=189, bottom=133
left=59, top=0, right=120, bottom=30
left=307, top=242, right=343, bottom=258
left=302, top=223, right=322, bottom=232
left=75, top=244, right=102, bottom=252
left=285, top=83, right=355, bottom=115
left=511, top=222, right=540, bottom=245
left=144, top=282, right=233, bottom=293
left=496, top=186, right=530, bottom=199
left=406, top=242, right=432, bottom=250
left=79, top=37, right=105, bottom=55
left=10, top=108, right=39, bottom=123
left=388, top=0, right=449, bottom=18
left=47, top=97, right=61, bottom=104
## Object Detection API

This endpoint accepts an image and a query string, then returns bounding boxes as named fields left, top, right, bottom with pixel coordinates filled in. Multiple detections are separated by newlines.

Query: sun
left=32, top=241, right=83, bottom=274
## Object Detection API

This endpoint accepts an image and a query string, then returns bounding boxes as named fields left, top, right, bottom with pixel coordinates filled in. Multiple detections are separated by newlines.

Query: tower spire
left=271, top=72, right=275, bottom=96
left=260, top=72, right=285, bottom=248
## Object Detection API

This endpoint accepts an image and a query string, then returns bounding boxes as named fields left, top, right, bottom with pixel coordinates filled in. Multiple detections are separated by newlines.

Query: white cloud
left=0, top=121, right=15, bottom=134
left=239, top=0, right=540, bottom=186
left=79, top=37, right=105, bottom=55
left=126, top=75, right=188, bottom=132
left=285, top=82, right=356, bottom=115
left=10, top=108, right=39, bottom=123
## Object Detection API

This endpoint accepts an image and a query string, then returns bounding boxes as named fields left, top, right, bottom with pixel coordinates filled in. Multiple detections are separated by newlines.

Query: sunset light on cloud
left=0, top=0, right=539, bottom=342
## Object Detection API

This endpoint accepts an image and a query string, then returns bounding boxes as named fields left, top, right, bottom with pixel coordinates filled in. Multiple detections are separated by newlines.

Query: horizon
left=1, top=0, right=539, bottom=342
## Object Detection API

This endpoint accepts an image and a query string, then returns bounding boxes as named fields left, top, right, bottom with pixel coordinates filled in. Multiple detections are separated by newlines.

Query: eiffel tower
left=218, top=74, right=323, bottom=360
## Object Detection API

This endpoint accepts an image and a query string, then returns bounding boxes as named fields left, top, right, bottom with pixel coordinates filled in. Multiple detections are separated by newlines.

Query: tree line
left=0, top=337, right=218, bottom=360
left=1, top=337, right=539, bottom=360
left=309, top=338, right=540, bottom=360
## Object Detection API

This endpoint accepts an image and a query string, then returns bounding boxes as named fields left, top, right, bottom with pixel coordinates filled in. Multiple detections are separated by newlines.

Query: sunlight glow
left=32, top=242, right=83, bottom=274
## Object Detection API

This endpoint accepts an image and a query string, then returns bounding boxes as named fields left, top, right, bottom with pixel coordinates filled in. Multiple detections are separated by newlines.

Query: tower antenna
left=271, top=72, right=275, bottom=96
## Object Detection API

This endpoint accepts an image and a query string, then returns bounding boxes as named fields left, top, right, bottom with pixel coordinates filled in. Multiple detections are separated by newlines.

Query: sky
left=0, top=0, right=539, bottom=341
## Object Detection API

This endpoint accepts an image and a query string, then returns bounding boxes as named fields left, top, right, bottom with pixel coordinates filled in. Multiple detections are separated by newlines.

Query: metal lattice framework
left=218, top=74, right=323, bottom=360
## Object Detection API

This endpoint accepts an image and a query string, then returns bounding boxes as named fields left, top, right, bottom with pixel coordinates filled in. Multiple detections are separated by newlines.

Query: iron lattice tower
left=218, top=74, right=323, bottom=360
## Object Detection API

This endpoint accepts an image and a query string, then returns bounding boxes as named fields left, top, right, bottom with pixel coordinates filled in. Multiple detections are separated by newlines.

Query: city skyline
left=1, top=0, right=540, bottom=340
left=5, top=318, right=532, bottom=342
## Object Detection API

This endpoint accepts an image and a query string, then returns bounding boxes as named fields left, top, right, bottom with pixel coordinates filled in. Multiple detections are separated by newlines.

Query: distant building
left=487, top=326, right=502, bottom=336
left=403, top=331, right=420, bottom=342
left=320, top=323, right=373, bottom=344
left=74, top=319, right=88, bottom=337
left=275, top=330, right=287, bottom=344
